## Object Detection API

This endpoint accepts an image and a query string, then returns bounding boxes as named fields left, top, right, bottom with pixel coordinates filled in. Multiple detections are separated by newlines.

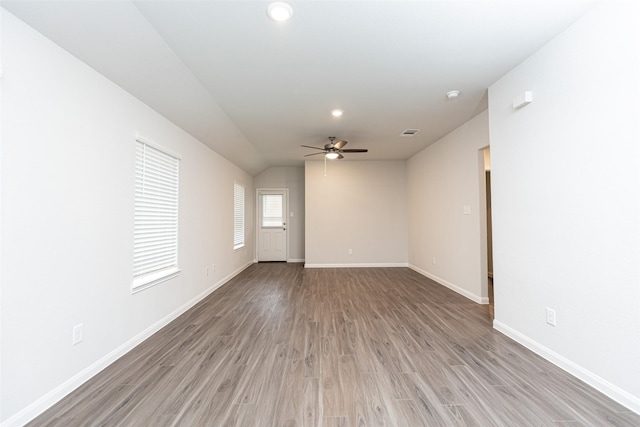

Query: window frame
left=233, top=182, right=245, bottom=251
left=132, top=135, right=181, bottom=293
left=261, top=193, right=284, bottom=228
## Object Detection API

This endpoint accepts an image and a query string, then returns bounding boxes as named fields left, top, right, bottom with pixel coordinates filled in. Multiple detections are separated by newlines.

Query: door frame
left=255, top=188, right=289, bottom=262
left=478, top=146, right=491, bottom=305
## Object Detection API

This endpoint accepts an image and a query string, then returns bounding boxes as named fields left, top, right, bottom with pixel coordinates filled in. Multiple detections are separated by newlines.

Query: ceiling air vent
left=400, top=129, right=420, bottom=137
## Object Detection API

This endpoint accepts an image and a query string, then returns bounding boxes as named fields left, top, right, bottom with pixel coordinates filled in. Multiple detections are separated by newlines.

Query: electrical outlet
left=205, top=266, right=209, bottom=276
left=432, top=257, right=437, bottom=265
left=348, top=249, right=353, bottom=255
left=546, top=308, right=556, bottom=326
left=212, top=264, right=216, bottom=272
left=72, top=323, right=83, bottom=345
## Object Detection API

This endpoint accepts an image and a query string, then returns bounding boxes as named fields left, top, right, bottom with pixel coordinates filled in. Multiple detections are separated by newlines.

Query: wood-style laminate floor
left=28, top=263, right=639, bottom=426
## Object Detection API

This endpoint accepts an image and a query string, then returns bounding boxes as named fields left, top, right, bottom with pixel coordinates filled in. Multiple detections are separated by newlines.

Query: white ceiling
left=2, top=0, right=595, bottom=175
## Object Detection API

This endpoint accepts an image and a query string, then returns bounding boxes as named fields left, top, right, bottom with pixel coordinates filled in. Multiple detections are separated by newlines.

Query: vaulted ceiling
left=3, top=0, right=594, bottom=175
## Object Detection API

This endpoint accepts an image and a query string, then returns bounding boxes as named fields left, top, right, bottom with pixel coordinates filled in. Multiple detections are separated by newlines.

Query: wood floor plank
left=168, top=351, right=241, bottom=424
left=288, top=313, right=307, bottom=360
left=304, top=321, right=321, bottom=378
left=323, top=416, right=348, bottom=427
left=321, top=336, right=345, bottom=418
left=350, top=323, right=379, bottom=374
left=26, top=264, right=640, bottom=427
left=302, top=377, right=322, bottom=427
left=273, top=356, right=305, bottom=426
left=334, top=312, right=355, bottom=356
left=360, top=372, right=396, bottom=426
left=400, top=371, right=453, bottom=425
left=249, top=343, right=290, bottom=426
left=338, top=354, right=368, bottom=427
left=391, top=399, right=427, bottom=426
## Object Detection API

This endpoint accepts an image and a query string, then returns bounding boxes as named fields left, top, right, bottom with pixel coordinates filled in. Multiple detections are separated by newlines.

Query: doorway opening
left=480, top=147, right=494, bottom=319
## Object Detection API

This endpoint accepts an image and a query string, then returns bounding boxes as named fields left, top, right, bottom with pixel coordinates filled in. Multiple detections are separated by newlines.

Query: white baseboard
left=408, top=264, right=488, bottom=304
left=287, top=259, right=305, bottom=263
left=493, top=320, right=640, bottom=415
left=304, top=262, right=409, bottom=268
left=1, top=260, right=254, bottom=427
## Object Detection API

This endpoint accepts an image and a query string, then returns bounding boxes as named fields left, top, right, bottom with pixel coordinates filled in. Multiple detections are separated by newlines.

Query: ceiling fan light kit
left=301, top=137, right=368, bottom=160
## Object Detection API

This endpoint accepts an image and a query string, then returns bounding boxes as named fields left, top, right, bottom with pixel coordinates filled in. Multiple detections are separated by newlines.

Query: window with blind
left=233, top=182, right=245, bottom=250
left=133, top=137, right=180, bottom=293
left=262, top=194, right=283, bottom=227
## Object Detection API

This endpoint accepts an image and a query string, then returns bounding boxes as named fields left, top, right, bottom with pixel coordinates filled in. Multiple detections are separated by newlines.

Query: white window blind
left=133, top=138, right=180, bottom=292
left=234, top=182, right=245, bottom=250
left=262, top=194, right=283, bottom=227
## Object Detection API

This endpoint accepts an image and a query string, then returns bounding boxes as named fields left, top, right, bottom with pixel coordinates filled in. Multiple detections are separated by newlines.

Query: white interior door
left=257, top=189, right=287, bottom=262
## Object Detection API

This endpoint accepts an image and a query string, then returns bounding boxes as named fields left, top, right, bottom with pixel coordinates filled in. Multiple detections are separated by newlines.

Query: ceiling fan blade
left=304, top=152, right=326, bottom=157
left=341, top=149, right=368, bottom=153
left=333, top=140, right=348, bottom=149
left=301, top=145, right=325, bottom=150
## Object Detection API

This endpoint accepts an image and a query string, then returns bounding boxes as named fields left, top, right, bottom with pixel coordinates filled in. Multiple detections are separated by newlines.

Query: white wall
left=0, top=11, right=254, bottom=425
left=304, top=160, right=408, bottom=267
left=407, top=111, right=490, bottom=303
left=489, top=2, right=640, bottom=412
left=254, top=166, right=305, bottom=262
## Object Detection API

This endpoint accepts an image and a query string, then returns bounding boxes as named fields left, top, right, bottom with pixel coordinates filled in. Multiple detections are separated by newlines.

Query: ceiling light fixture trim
left=446, top=90, right=460, bottom=100
left=267, top=2, right=293, bottom=21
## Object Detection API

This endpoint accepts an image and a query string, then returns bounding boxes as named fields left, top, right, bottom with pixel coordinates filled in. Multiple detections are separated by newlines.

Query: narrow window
left=133, top=137, right=180, bottom=292
left=262, top=194, right=283, bottom=227
left=234, top=182, right=245, bottom=250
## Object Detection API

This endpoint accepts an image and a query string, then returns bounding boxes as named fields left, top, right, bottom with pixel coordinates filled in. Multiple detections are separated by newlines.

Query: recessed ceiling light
left=267, top=2, right=293, bottom=22
left=331, top=109, right=343, bottom=117
left=446, top=90, right=460, bottom=100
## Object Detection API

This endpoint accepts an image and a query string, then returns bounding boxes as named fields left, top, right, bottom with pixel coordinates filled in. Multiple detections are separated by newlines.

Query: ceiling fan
left=301, top=137, right=368, bottom=160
